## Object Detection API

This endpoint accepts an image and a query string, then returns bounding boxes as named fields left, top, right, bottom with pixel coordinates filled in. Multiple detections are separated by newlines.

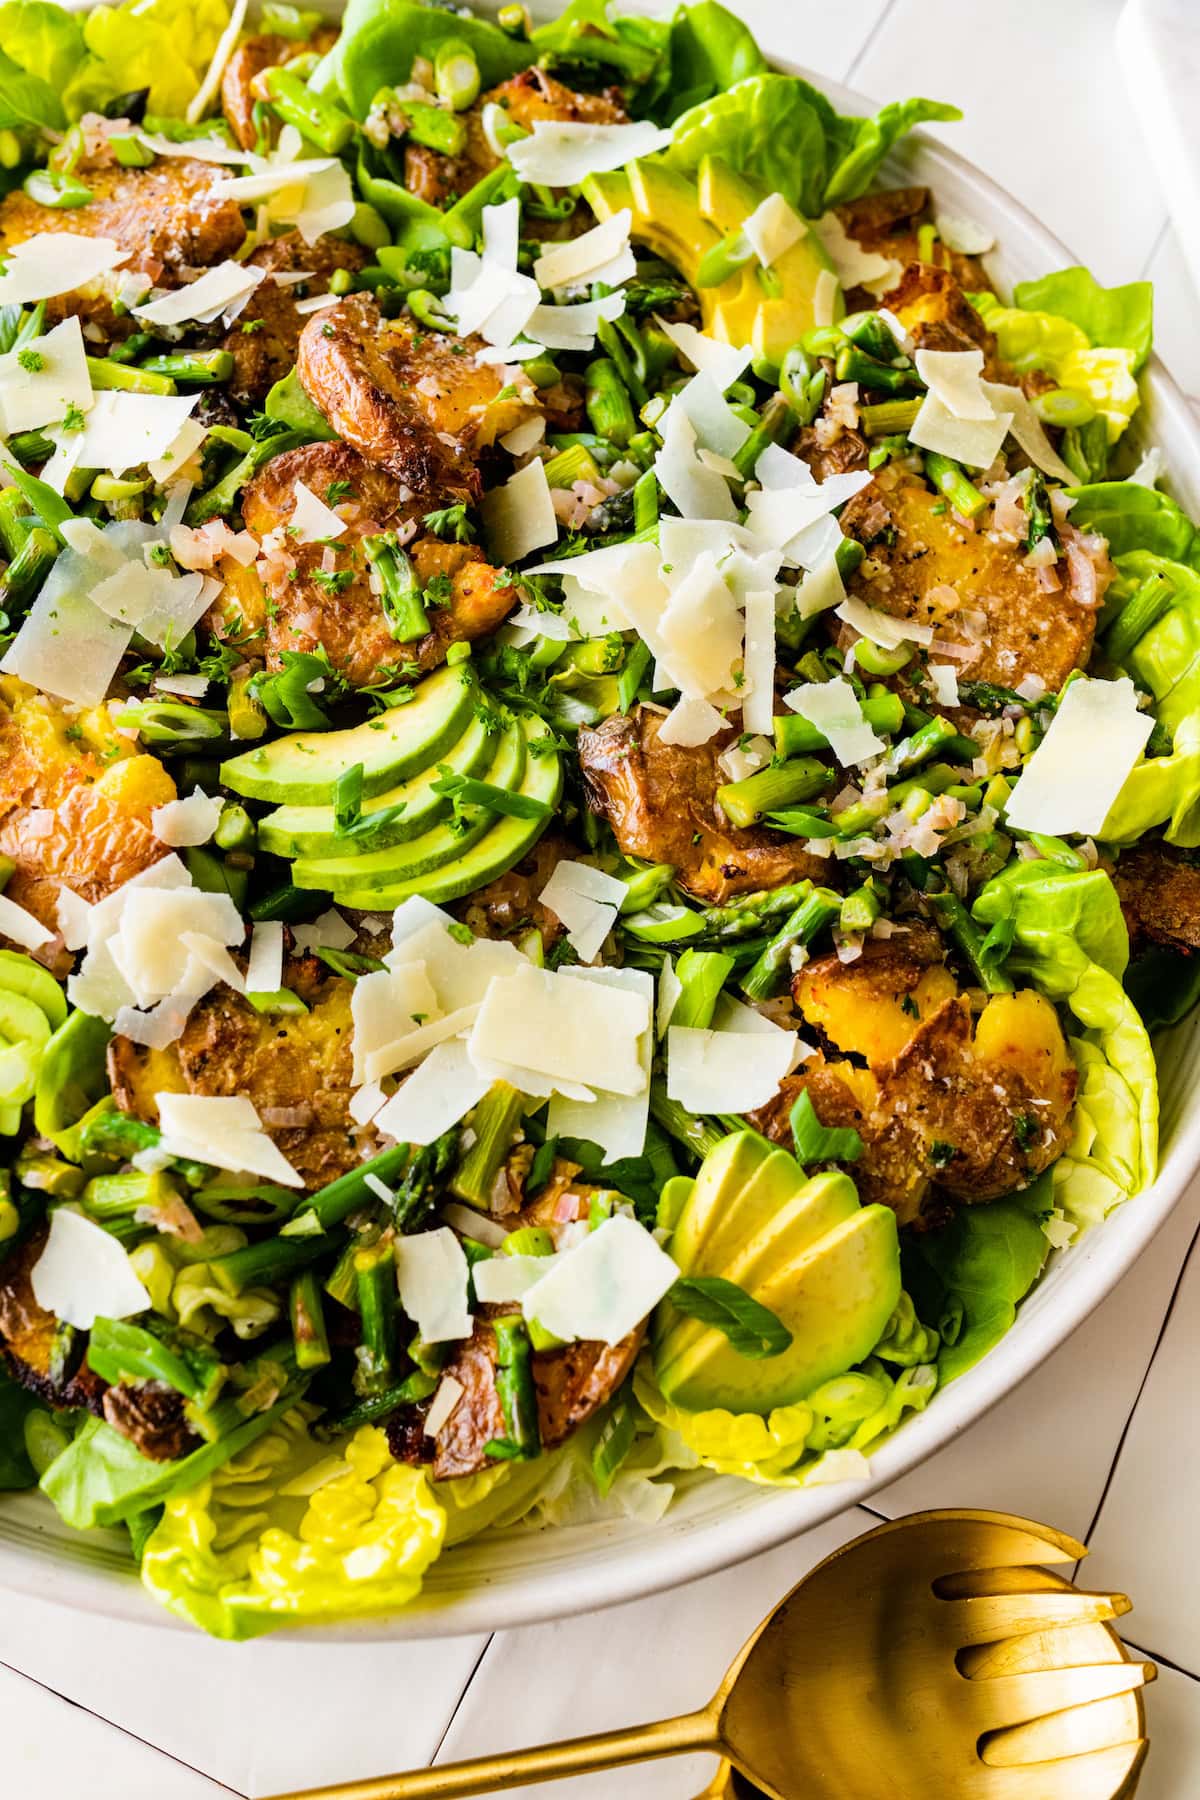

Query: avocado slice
left=656, top=1203, right=901, bottom=1415
left=332, top=716, right=563, bottom=909
left=221, top=664, right=477, bottom=806
left=291, top=714, right=527, bottom=894
left=257, top=707, right=497, bottom=859
left=666, top=1130, right=773, bottom=1274
left=0, top=950, right=67, bottom=1031
left=697, top=156, right=841, bottom=365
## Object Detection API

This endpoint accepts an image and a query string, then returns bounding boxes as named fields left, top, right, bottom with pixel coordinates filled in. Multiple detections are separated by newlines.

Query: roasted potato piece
left=222, top=233, right=367, bottom=406
left=878, top=261, right=998, bottom=361
left=404, top=68, right=628, bottom=208
left=107, top=955, right=368, bottom=1191
left=752, top=985, right=1077, bottom=1224
left=101, top=1380, right=198, bottom=1461
left=221, top=28, right=339, bottom=149
left=388, top=1307, right=643, bottom=1480
left=0, top=1233, right=104, bottom=1413
left=1113, top=841, right=1200, bottom=954
left=838, top=463, right=1096, bottom=692
left=0, top=677, right=175, bottom=935
left=0, top=158, right=246, bottom=336
left=837, top=187, right=994, bottom=302
left=578, top=707, right=830, bottom=904
left=232, top=441, right=517, bottom=685
left=297, top=297, right=538, bottom=500
left=794, top=928, right=958, bottom=1064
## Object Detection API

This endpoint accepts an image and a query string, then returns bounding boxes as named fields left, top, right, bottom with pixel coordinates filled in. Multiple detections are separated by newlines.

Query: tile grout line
left=429, top=1632, right=497, bottom=1768
left=1139, top=214, right=1171, bottom=280
left=0, top=1652, right=242, bottom=1797
left=1123, top=1637, right=1200, bottom=1684
left=843, top=0, right=903, bottom=83
left=1081, top=1213, right=1200, bottom=1549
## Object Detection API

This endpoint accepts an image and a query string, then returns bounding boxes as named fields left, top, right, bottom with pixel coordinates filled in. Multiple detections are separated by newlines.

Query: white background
left=3, top=1, right=1200, bottom=1794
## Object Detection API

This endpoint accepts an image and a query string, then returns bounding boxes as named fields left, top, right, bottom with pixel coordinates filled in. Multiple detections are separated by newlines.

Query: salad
left=0, top=0, right=1191, bottom=1640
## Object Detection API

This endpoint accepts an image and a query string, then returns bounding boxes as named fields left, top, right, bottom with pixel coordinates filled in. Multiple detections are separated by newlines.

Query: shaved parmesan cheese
left=547, top=966, right=653, bottom=1163
left=113, top=995, right=195, bottom=1050
left=155, top=1093, right=304, bottom=1187
left=0, top=233, right=126, bottom=305
left=90, top=559, right=209, bottom=648
left=216, top=156, right=356, bottom=246
left=928, top=663, right=960, bottom=707
left=373, top=1038, right=491, bottom=1146
left=136, top=130, right=250, bottom=164
left=652, top=314, right=750, bottom=390
left=363, top=1005, right=482, bottom=1086
left=525, top=291, right=625, bottom=353
left=534, top=210, right=635, bottom=292
left=292, top=291, right=339, bottom=316
left=657, top=696, right=726, bottom=746
left=1004, top=676, right=1153, bottom=836
left=472, top=1256, right=549, bottom=1306
left=185, top=0, right=249, bottom=125
left=673, top=372, right=751, bottom=459
left=0, top=316, right=90, bottom=436
left=482, top=458, right=557, bottom=565
left=654, top=401, right=737, bottom=521
left=520, top=1214, right=677, bottom=1346
left=178, top=931, right=245, bottom=994
left=31, top=1207, right=150, bottom=1329
left=812, top=212, right=899, bottom=295
left=147, top=417, right=207, bottom=485
left=394, top=1228, right=472, bottom=1343
left=291, top=480, right=347, bottom=543
left=746, top=467, right=872, bottom=557
left=292, top=908, right=356, bottom=954
left=836, top=595, right=934, bottom=649
left=908, top=388, right=1012, bottom=468
left=349, top=1082, right=386, bottom=1127
left=658, top=553, right=745, bottom=699
left=499, top=415, right=546, bottom=456
left=981, top=380, right=1078, bottom=485
left=135, top=262, right=263, bottom=327
left=1, top=556, right=132, bottom=706
left=469, top=963, right=649, bottom=1098
left=246, top=921, right=284, bottom=996
left=915, top=349, right=994, bottom=421
left=1129, top=445, right=1165, bottom=489
left=449, top=239, right=540, bottom=347
left=424, top=1373, right=465, bottom=1437
left=351, top=959, right=441, bottom=1083
left=742, top=192, right=806, bottom=268
left=741, top=588, right=776, bottom=735
left=667, top=1011, right=798, bottom=1113
left=108, top=886, right=244, bottom=1010
left=56, top=887, right=91, bottom=951
left=935, top=213, right=995, bottom=255
left=61, top=391, right=200, bottom=477
left=878, top=307, right=914, bottom=355
left=784, top=677, right=883, bottom=766
left=441, top=1202, right=507, bottom=1249
left=813, top=267, right=840, bottom=329
left=507, top=119, right=671, bottom=187
left=538, top=860, right=625, bottom=964
left=152, top=787, right=221, bottom=848
left=0, top=892, right=52, bottom=950
left=796, top=551, right=846, bottom=619
left=656, top=955, right=682, bottom=1039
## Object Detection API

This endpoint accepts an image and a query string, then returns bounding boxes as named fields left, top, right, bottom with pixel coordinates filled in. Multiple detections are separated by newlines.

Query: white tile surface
left=854, top=0, right=1168, bottom=282
left=1086, top=1226, right=1200, bottom=1673
left=5, top=1, right=1200, bottom=1795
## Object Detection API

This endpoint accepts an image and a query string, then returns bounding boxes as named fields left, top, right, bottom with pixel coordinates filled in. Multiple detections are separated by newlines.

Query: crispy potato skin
left=836, top=187, right=993, bottom=303
left=752, top=950, right=1077, bottom=1223
left=1114, top=841, right=1200, bottom=954
left=0, top=1233, right=104, bottom=1413
left=0, top=159, right=246, bottom=333
left=297, top=297, right=537, bottom=500
left=837, top=464, right=1096, bottom=693
left=0, top=678, right=175, bottom=935
left=578, top=707, right=830, bottom=904
left=389, top=1308, right=643, bottom=1480
left=222, top=233, right=367, bottom=406
left=107, top=956, right=368, bottom=1191
left=221, top=29, right=339, bottom=149
left=234, top=441, right=516, bottom=684
left=404, top=68, right=627, bottom=208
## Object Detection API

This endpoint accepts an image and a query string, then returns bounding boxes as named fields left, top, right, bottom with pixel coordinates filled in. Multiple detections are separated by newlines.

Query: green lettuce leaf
left=1065, top=484, right=1199, bottom=566
left=140, top=1411, right=444, bottom=1638
left=906, top=1180, right=1051, bottom=1383
left=663, top=71, right=959, bottom=217
left=67, top=0, right=230, bottom=118
left=1013, top=266, right=1154, bottom=372
left=1108, top=552, right=1200, bottom=740
left=1125, top=940, right=1200, bottom=1032
left=325, top=0, right=527, bottom=121
left=529, top=0, right=668, bottom=90
left=973, top=863, right=1158, bottom=1230
left=0, top=0, right=84, bottom=91
left=0, top=1360, right=36, bottom=1490
left=660, top=0, right=765, bottom=117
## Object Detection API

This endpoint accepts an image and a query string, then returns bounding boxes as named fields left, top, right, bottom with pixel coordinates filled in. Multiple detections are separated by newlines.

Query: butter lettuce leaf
left=529, top=0, right=670, bottom=92
left=906, top=1180, right=1051, bottom=1383
left=1013, top=266, right=1154, bottom=372
left=973, top=864, right=1158, bottom=1228
left=140, top=1412, right=444, bottom=1639
left=322, top=0, right=527, bottom=120
left=0, top=0, right=84, bottom=94
left=0, top=1361, right=36, bottom=1490
left=663, top=72, right=958, bottom=217
left=1066, top=485, right=1198, bottom=566
left=660, top=0, right=765, bottom=116
left=1107, top=552, right=1200, bottom=740
left=68, top=0, right=230, bottom=118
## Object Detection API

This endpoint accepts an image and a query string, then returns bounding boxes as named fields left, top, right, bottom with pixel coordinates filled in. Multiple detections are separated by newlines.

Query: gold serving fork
left=272, top=1510, right=1152, bottom=1800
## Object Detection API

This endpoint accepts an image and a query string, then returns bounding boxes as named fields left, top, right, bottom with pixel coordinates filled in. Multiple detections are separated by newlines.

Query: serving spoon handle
left=272, top=1707, right=720, bottom=1799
